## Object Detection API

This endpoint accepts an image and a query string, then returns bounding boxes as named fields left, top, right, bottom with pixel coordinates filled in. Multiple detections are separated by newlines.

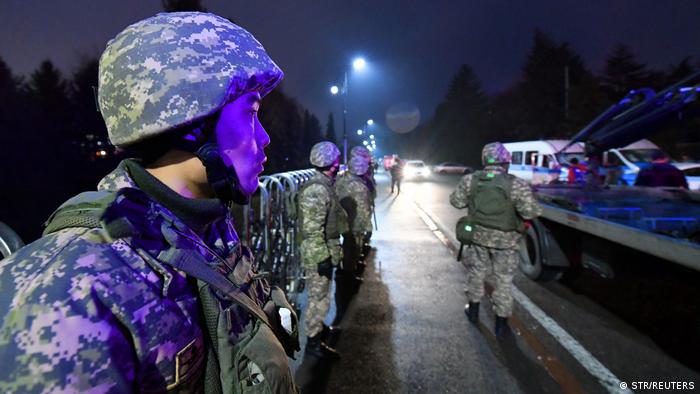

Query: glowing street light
left=353, top=57, right=366, bottom=71
left=367, top=119, right=374, bottom=126
left=329, top=57, right=369, bottom=163
left=357, top=129, right=363, bottom=135
left=363, top=140, right=368, bottom=146
left=369, top=134, right=375, bottom=139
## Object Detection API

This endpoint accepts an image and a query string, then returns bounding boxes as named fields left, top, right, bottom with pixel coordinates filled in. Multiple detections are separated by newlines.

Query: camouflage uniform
left=0, top=12, right=296, bottom=393
left=449, top=143, right=542, bottom=317
left=299, top=143, right=345, bottom=338
left=336, top=155, right=373, bottom=269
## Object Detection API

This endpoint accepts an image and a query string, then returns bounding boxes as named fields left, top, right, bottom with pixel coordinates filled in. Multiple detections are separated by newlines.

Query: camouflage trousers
left=304, top=271, right=331, bottom=337
left=464, top=244, right=518, bottom=317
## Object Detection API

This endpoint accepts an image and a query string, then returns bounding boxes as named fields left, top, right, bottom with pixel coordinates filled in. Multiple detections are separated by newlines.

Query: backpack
left=44, top=190, right=300, bottom=394
left=455, top=171, right=524, bottom=244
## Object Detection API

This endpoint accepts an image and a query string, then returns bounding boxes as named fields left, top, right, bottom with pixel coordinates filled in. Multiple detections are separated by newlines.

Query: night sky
left=2, top=0, right=700, bottom=140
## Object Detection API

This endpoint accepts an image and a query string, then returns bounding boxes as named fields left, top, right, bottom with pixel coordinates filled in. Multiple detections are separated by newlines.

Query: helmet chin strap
left=195, top=143, right=249, bottom=205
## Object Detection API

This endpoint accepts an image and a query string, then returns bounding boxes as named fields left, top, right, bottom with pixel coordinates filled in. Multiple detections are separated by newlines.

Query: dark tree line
left=398, top=30, right=700, bottom=167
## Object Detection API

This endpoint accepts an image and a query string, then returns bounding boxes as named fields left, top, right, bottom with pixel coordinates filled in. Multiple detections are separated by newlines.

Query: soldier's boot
left=305, top=333, right=340, bottom=360
left=464, top=302, right=480, bottom=324
left=495, top=316, right=510, bottom=338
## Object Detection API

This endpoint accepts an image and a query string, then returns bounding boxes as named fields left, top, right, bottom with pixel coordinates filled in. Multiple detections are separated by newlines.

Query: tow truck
left=520, top=71, right=700, bottom=281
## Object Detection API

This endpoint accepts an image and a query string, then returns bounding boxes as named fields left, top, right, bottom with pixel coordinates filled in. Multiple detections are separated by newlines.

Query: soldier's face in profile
left=330, top=158, right=340, bottom=178
left=215, top=91, right=270, bottom=196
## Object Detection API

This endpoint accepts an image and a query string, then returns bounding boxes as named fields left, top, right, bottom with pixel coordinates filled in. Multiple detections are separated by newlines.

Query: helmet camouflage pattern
left=309, top=141, right=340, bottom=167
left=348, top=155, right=370, bottom=175
left=482, top=142, right=512, bottom=165
left=350, top=146, right=371, bottom=161
left=98, top=12, right=283, bottom=147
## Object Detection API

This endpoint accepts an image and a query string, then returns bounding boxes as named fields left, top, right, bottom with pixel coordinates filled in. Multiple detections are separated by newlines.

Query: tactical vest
left=296, top=175, right=348, bottom=241
left=43, top=190, right=299, bottom=394
left=467, top=171, right=524, bottom=232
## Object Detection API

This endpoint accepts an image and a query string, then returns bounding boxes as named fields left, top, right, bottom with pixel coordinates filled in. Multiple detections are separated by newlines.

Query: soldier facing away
left=298, top=141, right=347, bottom=359
left=449, top=142, right=542, bottom=337
left=0, top=12, right=298, bottom=393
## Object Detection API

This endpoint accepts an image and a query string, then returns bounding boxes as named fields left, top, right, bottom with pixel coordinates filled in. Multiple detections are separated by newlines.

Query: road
left=295, top=172, right=699, bottom=393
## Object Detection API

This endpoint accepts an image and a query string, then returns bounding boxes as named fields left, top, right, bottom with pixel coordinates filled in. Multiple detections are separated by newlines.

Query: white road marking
left=411, top=199, right=631, bottom=394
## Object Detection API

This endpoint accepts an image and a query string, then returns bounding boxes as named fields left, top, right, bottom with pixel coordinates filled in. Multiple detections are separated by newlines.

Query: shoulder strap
left=159, top=247, right=272, bottom=329
left=467, top=172, right=481, bottom=213
left=301, top=177, right=333, bottom=197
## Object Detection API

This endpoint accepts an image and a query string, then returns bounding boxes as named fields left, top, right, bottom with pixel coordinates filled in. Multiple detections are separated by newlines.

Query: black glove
left=317, top=257, right=333, bottom=279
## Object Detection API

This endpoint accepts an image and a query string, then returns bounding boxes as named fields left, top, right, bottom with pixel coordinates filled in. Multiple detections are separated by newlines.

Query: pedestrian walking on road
left=0, top=12, right=299, bottom=393
left=390, top=155, right=404, bottom=194
left=450, top=142, right=542, bottom=337
left=298, top=141, right=348, bottom=359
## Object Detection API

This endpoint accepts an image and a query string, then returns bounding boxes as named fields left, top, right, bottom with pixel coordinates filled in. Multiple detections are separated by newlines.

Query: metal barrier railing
left=243, top=168, right=317, bottom=308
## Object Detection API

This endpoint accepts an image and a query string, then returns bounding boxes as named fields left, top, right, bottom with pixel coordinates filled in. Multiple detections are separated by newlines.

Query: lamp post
left=330, top=57, right=367, bottom=163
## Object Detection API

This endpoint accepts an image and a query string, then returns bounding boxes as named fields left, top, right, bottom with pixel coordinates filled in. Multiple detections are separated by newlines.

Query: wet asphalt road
left=294, top=172, right=700, bottom=393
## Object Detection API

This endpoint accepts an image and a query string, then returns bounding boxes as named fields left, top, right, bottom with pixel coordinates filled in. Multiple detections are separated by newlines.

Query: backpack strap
left=467, top=171, right=482, bottom=214
left=158, top=247, right=272, bottom=329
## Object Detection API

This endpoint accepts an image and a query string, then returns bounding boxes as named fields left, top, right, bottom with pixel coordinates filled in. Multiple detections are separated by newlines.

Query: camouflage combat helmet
left=310, top=141, right=341, bottom=167
left=98, top=12, right=283, bottom=147
left=482, top=142, right=512, bottom=165
left=350, top=146, right=371, bottom=161
left=348, top=155, right=370, bottom=176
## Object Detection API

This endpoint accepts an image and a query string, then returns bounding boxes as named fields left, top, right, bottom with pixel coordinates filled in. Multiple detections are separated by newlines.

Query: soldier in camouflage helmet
left=298, top=141, right=347, bottom=359
left=333, top=153, right=374, bottom=322
left=449, top=142, right=542, bottom=337
left=349, top=146, right=376, bottom=257
left=0, top=12, right=299, bottom=392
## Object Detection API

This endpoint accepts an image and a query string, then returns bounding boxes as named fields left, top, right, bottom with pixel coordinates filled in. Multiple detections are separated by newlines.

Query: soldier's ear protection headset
left=189, top=114, right=250, bottom=206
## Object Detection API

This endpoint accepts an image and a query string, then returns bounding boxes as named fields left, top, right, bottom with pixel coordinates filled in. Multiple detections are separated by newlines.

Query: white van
left=502, top=140, right=585, bottom=183
left=603, top=139, right=668, bottom=184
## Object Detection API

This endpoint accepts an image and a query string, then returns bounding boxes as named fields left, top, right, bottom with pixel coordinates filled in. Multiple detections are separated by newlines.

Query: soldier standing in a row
left=350, top=146, right=376, bottom=264
left=334, top=150, right=374, bottom=322
left=298, top=141, right=347, bottom=358
left=449, top=142, right=542, bottom=337
left=0, top=12, right=298, bottom=392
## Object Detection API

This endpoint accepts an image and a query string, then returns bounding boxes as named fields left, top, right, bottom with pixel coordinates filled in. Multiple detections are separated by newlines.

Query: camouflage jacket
left=298, top=171, right=344, bottom=269
left=335, top=173, right=373, bottom=234
left=449, top=166, right=542, bottom=249
left=0, top=160, right=271, bottom=393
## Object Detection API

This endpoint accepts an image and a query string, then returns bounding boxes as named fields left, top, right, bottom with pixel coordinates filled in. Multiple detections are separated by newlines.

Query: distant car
left=674, top=162, right=700, bottom=190
left=404, top=160, right=431, bottom=179
left=433, top=162, right=472, bottom=174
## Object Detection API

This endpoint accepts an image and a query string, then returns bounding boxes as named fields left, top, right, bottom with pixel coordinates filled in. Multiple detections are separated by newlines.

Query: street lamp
left=329, top=57, right=368, bottom=163
left=357, top=129, right=363, bottom=135
left=367, top=119, right=374, bottom=126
